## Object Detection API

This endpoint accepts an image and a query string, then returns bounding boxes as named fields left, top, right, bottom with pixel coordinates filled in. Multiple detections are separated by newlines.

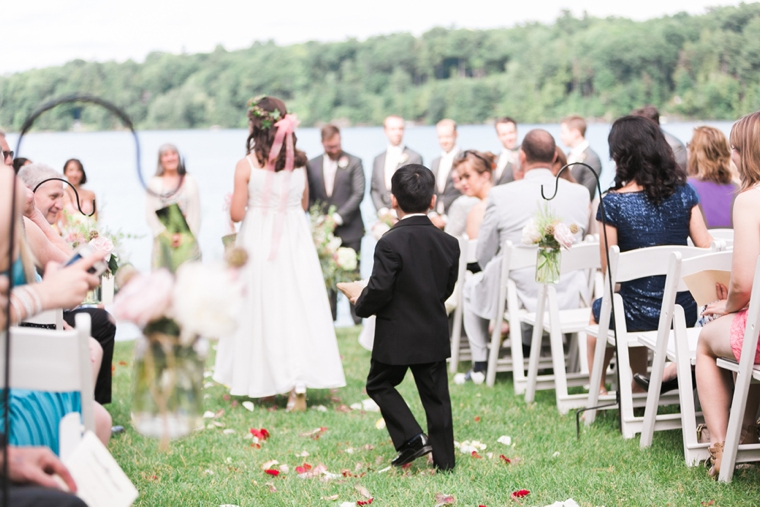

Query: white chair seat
left=716, top=357, right=760, bottom=380
left=636, top=327, right=701, bottom=364
left=523, top=308, right=592, bottom=334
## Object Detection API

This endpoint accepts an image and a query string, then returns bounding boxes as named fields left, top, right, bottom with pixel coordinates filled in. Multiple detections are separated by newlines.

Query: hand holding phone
left=65, top=244, right=108, bottom=277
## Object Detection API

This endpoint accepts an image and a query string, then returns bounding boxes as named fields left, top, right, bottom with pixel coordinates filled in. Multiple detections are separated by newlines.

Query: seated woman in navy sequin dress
left=589, top=116, right=713, bottom=395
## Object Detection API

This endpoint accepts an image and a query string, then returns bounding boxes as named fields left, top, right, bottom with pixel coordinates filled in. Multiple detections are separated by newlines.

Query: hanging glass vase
left=132, top=327, right=208, bottom=447
left=535, top=246, right=561, bottom=284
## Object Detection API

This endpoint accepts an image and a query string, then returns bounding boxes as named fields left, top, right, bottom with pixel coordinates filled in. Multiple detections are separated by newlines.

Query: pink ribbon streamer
left=260, top=114, right=299, bottom=261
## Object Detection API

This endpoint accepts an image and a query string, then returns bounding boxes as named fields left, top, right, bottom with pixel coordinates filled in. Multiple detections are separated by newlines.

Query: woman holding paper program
left=696, top=111, right=760, bottom=478
left=145, top=143, right=201, bottom=269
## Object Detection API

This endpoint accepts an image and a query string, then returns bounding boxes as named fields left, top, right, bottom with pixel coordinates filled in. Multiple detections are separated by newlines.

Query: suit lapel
left=332, top=153, right=348, bottom=199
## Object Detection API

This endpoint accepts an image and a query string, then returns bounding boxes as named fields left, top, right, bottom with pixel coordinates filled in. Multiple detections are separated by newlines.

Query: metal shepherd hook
left=540, top=162, right=622, bottom=437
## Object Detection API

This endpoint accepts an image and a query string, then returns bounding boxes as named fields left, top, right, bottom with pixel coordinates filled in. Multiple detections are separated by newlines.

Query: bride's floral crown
left=248, top=95, right=282, bottom=130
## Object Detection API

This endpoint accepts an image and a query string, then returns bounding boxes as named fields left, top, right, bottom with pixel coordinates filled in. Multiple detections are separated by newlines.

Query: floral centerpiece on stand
left=112, top=248, right=247, bottom=449
left=309, top=204, right=359, bottom=290
left=521, top=204, right=580, bottom=284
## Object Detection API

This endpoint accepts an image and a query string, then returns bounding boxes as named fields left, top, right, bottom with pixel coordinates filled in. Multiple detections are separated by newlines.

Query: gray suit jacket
left=307, top=152, right=366, bottom=243
left=370, top=147, right=423, bottom=213
left=464, top=168, right=590, bottom=320
left=494, top=149, right=519, bottom=186
left=663, top=129, right=688, bottom=174
left=571, top=146, right=602, bottom=200
left=430, top=152, right=463, bottom=215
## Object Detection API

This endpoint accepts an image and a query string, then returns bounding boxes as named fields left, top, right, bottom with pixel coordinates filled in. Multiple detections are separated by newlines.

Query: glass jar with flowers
left=113, top=250, right=246, bottom=448
left=521, top=205, right=580, bottom=284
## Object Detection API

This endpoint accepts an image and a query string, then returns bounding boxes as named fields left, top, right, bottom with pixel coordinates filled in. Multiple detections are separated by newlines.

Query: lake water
left=5, top=120, right=735, bottom=328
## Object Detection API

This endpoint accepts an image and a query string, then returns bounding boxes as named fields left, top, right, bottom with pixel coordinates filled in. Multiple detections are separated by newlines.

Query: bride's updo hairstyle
left=608, top=115, right=684, bottom=205
left=246, top=96, right=308, bottom=172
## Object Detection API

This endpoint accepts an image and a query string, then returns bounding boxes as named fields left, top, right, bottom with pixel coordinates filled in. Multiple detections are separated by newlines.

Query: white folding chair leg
left=640, top=331, right=671, bottom=448
left=524, top=284, right=548, bottom=403
left=450, top=302, right=464, bottom=374
left=585, top=329, right=608, bottom=426
left=75, top=312, right=96, bottom=433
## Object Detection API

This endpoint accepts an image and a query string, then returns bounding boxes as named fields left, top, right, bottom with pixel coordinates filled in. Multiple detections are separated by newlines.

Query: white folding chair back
left=21, top=308, right=64, bottom=330
left=0, top=313, right=95, bottom=458
left=715, top=256, right=760, bottom=481
left=485, top=241, right=542, bottom=389
left=449, top=236, right=476, bottom=372
left=523, top=241, right=601, bottom=413
left=639, top=250, right=732, bottom=463
left=585, top=244, right=715, bottom=437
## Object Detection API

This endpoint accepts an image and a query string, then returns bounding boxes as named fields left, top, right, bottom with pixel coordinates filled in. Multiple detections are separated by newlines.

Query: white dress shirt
left=567, top=139, right=589, bottom=165
left=384, top=144, right=405, bottom=190
left=400, top=212, right=428, bottom=220
left=436, top=146, right=460, bottom=194
left=322, top=154, right=338, bottom=198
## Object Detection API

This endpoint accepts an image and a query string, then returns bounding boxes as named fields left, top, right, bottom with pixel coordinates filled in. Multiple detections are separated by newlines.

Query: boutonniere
left=338, top=156, right=349, bottom=169
left=399, top=152, right=409, bottom=164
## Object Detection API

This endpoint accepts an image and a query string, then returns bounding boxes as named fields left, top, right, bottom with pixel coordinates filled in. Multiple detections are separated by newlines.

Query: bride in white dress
left=214, top=96, right=346, bottom=410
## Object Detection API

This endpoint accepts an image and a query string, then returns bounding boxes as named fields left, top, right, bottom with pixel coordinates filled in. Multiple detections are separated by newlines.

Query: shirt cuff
left=332, top=213, right=344, bottom=226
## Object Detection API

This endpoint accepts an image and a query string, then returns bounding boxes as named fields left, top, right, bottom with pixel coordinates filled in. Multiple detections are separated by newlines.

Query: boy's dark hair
left=391, top=164, right=435, bottom=214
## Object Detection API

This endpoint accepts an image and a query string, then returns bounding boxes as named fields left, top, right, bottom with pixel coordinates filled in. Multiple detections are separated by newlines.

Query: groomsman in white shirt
left=371, top=115, right=423, bottom=217
left=492, top=117, right=520, bottom=186
left=429, top=119, right=462, bottom=229
left=559, top=115, right=602, bottom=199
left=307, top=124, right=366, bottom=324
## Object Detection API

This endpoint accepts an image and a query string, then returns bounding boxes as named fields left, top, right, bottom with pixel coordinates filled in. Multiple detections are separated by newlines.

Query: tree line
left=2, top=3, right=760, bottom=131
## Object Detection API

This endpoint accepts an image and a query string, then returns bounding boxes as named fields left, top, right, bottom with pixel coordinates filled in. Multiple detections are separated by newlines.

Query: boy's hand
left=337, top=281, right=365, bottom=305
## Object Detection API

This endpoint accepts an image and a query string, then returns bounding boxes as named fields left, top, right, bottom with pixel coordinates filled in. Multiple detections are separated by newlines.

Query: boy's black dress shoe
left=391, top=434, right=432, bottom=467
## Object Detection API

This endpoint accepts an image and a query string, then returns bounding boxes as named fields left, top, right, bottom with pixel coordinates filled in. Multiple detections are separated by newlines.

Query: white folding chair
left=585, top=244, right=713, bottom=438
left=21, top=308, right=64, bottom=330
left=1, top=312, right=94, bottom=459
left=522, top=241, right=601, bottom=413
left=708, top=229, right=734, bottom=242
left=639, top=250, right=731, bottom=463
left=715, top=256, right=760, bottom=481
left=449, top=236, right=477, bottom=373
left=484, top=242, right=554, bottom=390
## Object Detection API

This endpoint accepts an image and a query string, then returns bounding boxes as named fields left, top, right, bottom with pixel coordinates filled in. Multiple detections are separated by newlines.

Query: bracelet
left=22, top=286, right=43, bottom=317
left=10, top=286, right=44, bottom=321
left=9, top=297, right=23, bottom=322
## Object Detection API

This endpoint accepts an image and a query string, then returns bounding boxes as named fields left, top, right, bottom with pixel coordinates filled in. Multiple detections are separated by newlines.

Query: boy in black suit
left=340, top=164, right=460, bottom=471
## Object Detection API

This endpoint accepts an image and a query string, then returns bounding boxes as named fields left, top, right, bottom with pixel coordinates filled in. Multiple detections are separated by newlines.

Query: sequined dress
left=592, top=184, right=699, bottom=331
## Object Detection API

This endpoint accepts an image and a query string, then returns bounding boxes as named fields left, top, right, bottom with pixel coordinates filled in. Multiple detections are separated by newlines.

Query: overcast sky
left=3, top=0, right=743, bottom=74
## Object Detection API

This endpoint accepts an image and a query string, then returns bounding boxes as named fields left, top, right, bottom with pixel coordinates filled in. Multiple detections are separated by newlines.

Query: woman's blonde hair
left=687, top=126, right=733, bottom=184
left=730, top=111, right=760, bottom=191
left=453, top=150, right=496, bottom=177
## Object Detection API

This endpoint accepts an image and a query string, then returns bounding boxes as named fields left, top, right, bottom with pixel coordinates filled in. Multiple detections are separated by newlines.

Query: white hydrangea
left=521, top=219, right=542, bottom=245
left=335, top=247, right=357, bottom=271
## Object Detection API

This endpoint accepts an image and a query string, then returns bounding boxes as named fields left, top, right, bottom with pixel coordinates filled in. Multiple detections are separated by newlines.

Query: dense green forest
left=3, top=4, right=760, bottom=131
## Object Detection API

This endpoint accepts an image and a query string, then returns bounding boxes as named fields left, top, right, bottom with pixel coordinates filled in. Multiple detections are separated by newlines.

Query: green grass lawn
left=108, top=327, right=760, bottom=506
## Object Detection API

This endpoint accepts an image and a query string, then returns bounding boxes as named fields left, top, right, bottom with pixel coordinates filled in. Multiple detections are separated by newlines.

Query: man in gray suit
left=560, top=115, right=603, bottom=199
left=371, top=115, right=423, bottom=217
left=307, top=124, right=366, bottom=324
left=460, top=129, right=590, bottom=382
left=492, top=117, right=520, bottom=186
left=429, top=118, right=462, bottom=228
left=631, top=105, right=687, bottom=173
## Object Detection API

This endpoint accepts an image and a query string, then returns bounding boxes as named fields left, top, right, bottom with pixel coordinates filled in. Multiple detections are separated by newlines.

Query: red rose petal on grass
left=471, top=451, right=482, bottom=459
left=510, top=489, right=530, bottom=500
left=261, top=428, right=270, bottom=439
left=474, top=416, right=481, bottom=422
left=264, top=469, right=280, bottom=476
left=499, top=454, right=511, bottom=464
left=118, top=361, right=127, bottom=366
left=357, top=499, right=373, bottom=505
left=223, top=394, right=230, bottom=401
left=401, top=463, right=412, bottom=470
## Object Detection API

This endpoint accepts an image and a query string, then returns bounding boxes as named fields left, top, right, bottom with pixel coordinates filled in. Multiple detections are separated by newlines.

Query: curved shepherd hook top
left=33, top=177, right=97, bottom=217
left=14, top=93, right=182, bottom=201
left=540, top=161, right=623, bottom=437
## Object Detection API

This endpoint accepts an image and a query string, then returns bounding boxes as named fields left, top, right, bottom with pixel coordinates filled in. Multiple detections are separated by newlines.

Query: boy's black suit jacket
left=355, top=215, right=460, bottom=365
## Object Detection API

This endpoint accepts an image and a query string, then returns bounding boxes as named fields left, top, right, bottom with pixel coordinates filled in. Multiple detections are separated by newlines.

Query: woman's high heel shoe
left=286, top=384, right=306, bottom=412
left=708, top=442, right=725, bottom=478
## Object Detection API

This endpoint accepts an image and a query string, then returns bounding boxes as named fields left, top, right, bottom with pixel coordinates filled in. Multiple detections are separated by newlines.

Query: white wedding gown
left=214, top=160, right=346, bottom=397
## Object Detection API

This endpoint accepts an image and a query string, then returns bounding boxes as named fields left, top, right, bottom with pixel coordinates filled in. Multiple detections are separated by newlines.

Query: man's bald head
left=521, top=129, right=556, bottom=166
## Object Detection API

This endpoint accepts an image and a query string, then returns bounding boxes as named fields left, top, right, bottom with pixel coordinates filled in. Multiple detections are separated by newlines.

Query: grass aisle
left=108, top=327, right=760, bottom=506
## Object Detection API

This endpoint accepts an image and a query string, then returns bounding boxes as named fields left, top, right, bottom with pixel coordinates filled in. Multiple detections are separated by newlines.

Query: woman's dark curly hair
left=608, top=115, right=685, bottom=204
left=246, top=96, right=308, bottom=172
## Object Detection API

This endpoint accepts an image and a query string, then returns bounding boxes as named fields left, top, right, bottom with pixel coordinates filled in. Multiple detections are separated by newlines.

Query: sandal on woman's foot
left=708, top=442, right=725, bottom=478
left=286, top=384, right=306, bottom=412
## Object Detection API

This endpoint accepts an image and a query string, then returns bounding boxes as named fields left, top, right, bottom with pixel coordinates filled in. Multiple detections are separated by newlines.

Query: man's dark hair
left=521, top=129, right=556, bottom=165
left=12, top=157, right=30, bottom=174
left=495, top=116, right=517, bottom=128
left=391, top=164, right=435, bottom=214
left=631, top=105, right=660, bottom=125
left=320, top=124, right=340, bottom=141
